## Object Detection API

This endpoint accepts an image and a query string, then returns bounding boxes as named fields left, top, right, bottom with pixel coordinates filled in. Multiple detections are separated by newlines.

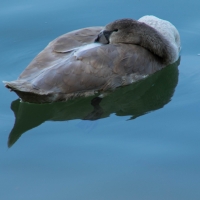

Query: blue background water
left=1, top=0, right=200, bottom=199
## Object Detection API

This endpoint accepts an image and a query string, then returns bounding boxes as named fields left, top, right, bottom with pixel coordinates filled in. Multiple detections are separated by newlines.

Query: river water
left=1, top=0, right=200, bottom=199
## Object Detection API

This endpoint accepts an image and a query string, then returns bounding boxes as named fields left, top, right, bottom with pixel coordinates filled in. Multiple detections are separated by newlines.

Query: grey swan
left=3, top=15, right=181, bottom=103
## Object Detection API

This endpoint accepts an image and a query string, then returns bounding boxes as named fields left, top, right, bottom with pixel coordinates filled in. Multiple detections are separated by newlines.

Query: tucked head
left=95, top=17, right=180, bottom=65
left=95, top=18, right=145, bottom=45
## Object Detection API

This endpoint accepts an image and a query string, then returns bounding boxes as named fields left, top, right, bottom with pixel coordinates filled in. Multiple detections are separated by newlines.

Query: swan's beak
left=94, top=30, right=113, bottom=44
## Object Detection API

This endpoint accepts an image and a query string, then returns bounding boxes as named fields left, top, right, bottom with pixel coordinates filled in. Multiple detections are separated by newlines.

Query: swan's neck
left=138, top=22, right=178, bottom=65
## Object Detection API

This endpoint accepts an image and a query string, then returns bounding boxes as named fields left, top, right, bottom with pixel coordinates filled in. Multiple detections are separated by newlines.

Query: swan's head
left=95, top=16, right=180, bottom=64
left=95, top=19, right=143, bottom=45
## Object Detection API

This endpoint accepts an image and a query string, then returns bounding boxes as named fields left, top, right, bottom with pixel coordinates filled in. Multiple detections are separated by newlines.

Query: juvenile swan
left=3, top=15, right=180, bottom=103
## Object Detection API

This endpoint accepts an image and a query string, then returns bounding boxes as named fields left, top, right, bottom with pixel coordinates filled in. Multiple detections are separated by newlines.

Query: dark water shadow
left=8, top=59, right=180, bottom=147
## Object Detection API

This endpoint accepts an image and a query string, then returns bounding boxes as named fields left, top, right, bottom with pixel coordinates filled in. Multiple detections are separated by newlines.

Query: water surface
left=1, top=0, right=200, bottom=200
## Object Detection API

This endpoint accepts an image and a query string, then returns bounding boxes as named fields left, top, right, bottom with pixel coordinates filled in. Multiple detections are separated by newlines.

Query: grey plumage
left=3, top=16, right=180, bottom=103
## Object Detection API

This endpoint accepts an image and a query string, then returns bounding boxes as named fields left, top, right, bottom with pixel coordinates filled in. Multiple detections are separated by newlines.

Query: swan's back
left=5, top=43, right=165, bottom=103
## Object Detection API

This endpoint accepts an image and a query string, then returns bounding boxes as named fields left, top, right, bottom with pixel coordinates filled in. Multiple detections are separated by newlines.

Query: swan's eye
left=113, top=29, right=118, bottom=32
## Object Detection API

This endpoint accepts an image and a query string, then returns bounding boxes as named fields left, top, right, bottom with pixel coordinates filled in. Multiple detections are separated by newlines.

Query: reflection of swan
left=4, top=16, right=180, bottom=103
left=8, top=59, right=180, bottom=147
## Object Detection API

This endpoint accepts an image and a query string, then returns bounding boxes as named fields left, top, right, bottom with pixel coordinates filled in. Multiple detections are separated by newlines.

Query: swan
left=3, top=15, right=180, bottom=103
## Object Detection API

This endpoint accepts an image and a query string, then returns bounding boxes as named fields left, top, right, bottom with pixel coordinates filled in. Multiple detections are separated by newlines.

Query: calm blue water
left=1, top=0, right=200, bottom=200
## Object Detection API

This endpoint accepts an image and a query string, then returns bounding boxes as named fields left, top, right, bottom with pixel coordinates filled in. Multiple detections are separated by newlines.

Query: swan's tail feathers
left=3, top=80, right=35, bottom=93
left=4, top=80, right=22, bottom=91
left=3, top=80, right=51, bottom=103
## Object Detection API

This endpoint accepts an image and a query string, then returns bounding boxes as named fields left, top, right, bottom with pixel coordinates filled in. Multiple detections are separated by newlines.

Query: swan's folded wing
left=26, top=44, right=165, bottom=95
left=18, top=27, right=103, bottom=80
